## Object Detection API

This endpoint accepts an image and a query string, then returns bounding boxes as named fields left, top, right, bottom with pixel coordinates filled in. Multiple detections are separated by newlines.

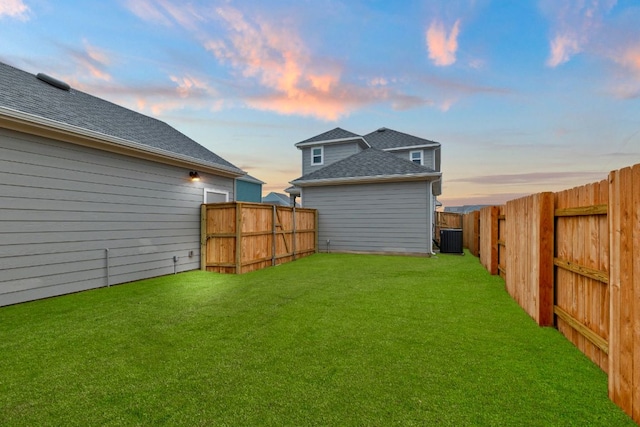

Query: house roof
left=262, top=192, right=292, bottom=206
left=0, top=61, right=243, bottom=176
left=295, top=126, right=440, bottom=151
left=291, top=148, right=440, bottom=186
left=296, top=127, right=361, bottom=145
left=237, top=174, right=265, bottom=184
left=363, top=127, right=440, bottom=150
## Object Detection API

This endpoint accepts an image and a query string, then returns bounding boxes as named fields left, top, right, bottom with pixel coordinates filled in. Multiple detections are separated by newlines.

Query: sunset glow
left=1, top=0, right=639, bottom=207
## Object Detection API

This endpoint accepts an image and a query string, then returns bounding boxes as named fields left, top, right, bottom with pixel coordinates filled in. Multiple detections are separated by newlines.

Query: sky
left=1, top=0, right=639, bottom=207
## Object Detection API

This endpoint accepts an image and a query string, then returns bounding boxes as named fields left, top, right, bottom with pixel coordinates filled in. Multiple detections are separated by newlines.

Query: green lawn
left=0, top=253, right=634, bottom=426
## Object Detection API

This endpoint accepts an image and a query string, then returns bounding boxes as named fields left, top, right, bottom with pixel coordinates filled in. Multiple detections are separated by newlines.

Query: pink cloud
left=0, top=0, right=29, bottom=20
left=120, top=2, right=458, bottom=118
left=547, top=34, right=581, bottom=67
left=124, top=0, right=172, bottom=26
left=72, top=74, right=220, bottom=117
left=123, top=0, right=203, bottom=30
left=541, top=0, right=616, bottom=67
left=426, top=19, right=461, bottom=66
left=205, top=5, right=381, bottom=120
left=614, top=45, right=640, bottom=74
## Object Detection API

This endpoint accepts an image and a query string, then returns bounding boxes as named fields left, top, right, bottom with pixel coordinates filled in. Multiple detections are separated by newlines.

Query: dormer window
left=311, top=146, right=324, bottom=165
left=410, top=150, right=423, bottom=165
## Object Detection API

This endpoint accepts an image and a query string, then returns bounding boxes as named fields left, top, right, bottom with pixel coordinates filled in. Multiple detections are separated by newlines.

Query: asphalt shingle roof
left=0, top=61, right=242, bottom=173
left=292, top=148, right=437, bottom=183
left=363, top=127, right=439, bottom=149
left=296, top=127, right=362, bottom=144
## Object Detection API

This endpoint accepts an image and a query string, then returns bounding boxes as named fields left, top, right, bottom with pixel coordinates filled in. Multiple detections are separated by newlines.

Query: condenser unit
left=440, top=228, right=463, bottom=254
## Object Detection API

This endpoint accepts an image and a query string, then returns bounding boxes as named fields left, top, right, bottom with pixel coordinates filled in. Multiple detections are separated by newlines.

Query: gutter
left=0, top=106, right=244, bottom=178
left=291, top=171, right=442, bottom=187
left=382, top=143, right=440, bottom=151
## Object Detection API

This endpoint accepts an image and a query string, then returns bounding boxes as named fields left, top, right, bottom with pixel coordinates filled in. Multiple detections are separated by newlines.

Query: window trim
left=311, top=146, right=324, bottom=166
left=410, top=150, right=423, bottom=165
left=203, top=188, right=230, bottom=203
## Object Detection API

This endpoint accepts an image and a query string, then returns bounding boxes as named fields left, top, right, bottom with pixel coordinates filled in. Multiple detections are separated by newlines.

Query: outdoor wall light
left=189, top=171, right=201, bottom=182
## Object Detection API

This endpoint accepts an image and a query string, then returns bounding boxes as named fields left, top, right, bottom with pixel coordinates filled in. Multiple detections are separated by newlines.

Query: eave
left=382, top=143, right=440, bottom=151
left=295, top=136, right=370, bottom=149
left=0, top=106, right=244, bottom=179
left=291, top=172, right=442, bottom=187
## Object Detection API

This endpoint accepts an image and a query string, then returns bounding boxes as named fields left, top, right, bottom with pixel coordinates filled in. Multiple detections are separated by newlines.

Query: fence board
left=435, top=212, right=462, bottom=247
left=498, top=206, right=506, bottom=279
left=554, top=179, right=609, bottom=371
left=505, top=192, right=554, bottom=326
left=608, top=165, right=639, bottom=421
left=201, top=202, right=317, bottom=274
left=462, top=211, right=480, bottom=256
left=479, top=206, right=500, bottom=275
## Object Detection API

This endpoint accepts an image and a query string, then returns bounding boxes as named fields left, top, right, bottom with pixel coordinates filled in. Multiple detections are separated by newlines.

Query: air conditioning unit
left=440, top=229, right=463, bottom=254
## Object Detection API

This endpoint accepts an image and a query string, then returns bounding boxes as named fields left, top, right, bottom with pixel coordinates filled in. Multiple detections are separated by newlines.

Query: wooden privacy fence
left=471, top=163, right=640, bottom=424
left=200, top=202, right=317, bottom=274
left=462, top=210, right=480, bottom=257
left=435, top=211, right=462, bottom=246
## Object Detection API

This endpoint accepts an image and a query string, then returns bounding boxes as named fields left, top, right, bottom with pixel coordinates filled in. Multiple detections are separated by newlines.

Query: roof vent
left=36, top=73, right=70, bottom=91
left=377, top=127, right=386, bottom=132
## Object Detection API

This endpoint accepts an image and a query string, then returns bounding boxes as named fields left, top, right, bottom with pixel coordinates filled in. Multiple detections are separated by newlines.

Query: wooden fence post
left=271, top=205, right=277, bottom=266
left=235, top=202, right=242, bottom=273
left=480, top=206, right=500, bottom=275
left=463, top=211, right=480, bottom=257
left=200, top=204, right=207, bottom=271
left=608, top=164, right=640, bottom=423
left=505, top=192, right=555, bottom=326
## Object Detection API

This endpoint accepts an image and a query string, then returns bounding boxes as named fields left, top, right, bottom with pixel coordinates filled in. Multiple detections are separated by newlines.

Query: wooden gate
left=200, top=202, right=317, bottom=274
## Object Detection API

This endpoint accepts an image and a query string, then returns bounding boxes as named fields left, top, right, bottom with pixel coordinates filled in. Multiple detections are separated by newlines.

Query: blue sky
left=1, top=0, right=639, bottom=206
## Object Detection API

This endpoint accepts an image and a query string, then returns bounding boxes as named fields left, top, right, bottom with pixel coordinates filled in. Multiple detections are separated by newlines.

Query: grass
left=0, top=252, right=634, bottom=426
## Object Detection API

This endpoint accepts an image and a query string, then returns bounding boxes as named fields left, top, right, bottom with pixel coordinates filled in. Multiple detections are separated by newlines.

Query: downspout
left=105, top=248, right=110, bottom=287
left=429, top=181, right=436, bottom=256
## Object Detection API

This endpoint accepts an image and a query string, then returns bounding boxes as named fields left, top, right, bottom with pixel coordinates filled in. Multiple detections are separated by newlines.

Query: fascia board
left=382, top=143, right=440, bottom=151
left=291, top=172, right=442, bottom=187
left=295, top=136, right=370, bottom=149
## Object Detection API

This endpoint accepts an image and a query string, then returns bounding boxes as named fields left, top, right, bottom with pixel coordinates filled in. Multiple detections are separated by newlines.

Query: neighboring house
left=235, top=174, right=264, bottom=203
left=288, top=127, right=442, bottom=255
left=262, top=192, right=298, bottom=206
left=0, top=62, right=246, bottom=306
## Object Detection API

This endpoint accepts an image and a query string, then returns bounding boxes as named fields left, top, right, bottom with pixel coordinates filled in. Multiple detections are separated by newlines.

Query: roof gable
left=363, top=127, right=439, bottom=150
left=0, top=61, right=242, bottom=174
left=262, top=192, right=291, bottom=205
left=296, top=127, right=361, bottom=145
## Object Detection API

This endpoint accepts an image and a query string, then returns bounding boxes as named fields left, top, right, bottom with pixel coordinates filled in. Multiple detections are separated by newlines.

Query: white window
left=410, top=150, right=423, bottom=165
left=311, top=146, right=324, bottom=165
left=204, top=188, right=229, bottom=203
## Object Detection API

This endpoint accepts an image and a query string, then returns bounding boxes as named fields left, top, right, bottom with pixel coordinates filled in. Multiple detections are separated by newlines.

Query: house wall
left=302, top=181, right=432, bottom=254
left=301, top=142, right=362, bottom=175
left=391, top=148, right=436, bottom=169
left=0, top=128, right=234, bottom=306
left=235, top=179, right=262, bottom=203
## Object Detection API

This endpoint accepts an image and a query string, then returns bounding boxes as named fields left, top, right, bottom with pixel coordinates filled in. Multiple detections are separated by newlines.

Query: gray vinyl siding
left=301, top=142, right=362, bottom=175
left=392, top=148, right=436, bottom=169
left=302, top=181, right=432, bottom=254
left=0, top=128, right=234, bottom=306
